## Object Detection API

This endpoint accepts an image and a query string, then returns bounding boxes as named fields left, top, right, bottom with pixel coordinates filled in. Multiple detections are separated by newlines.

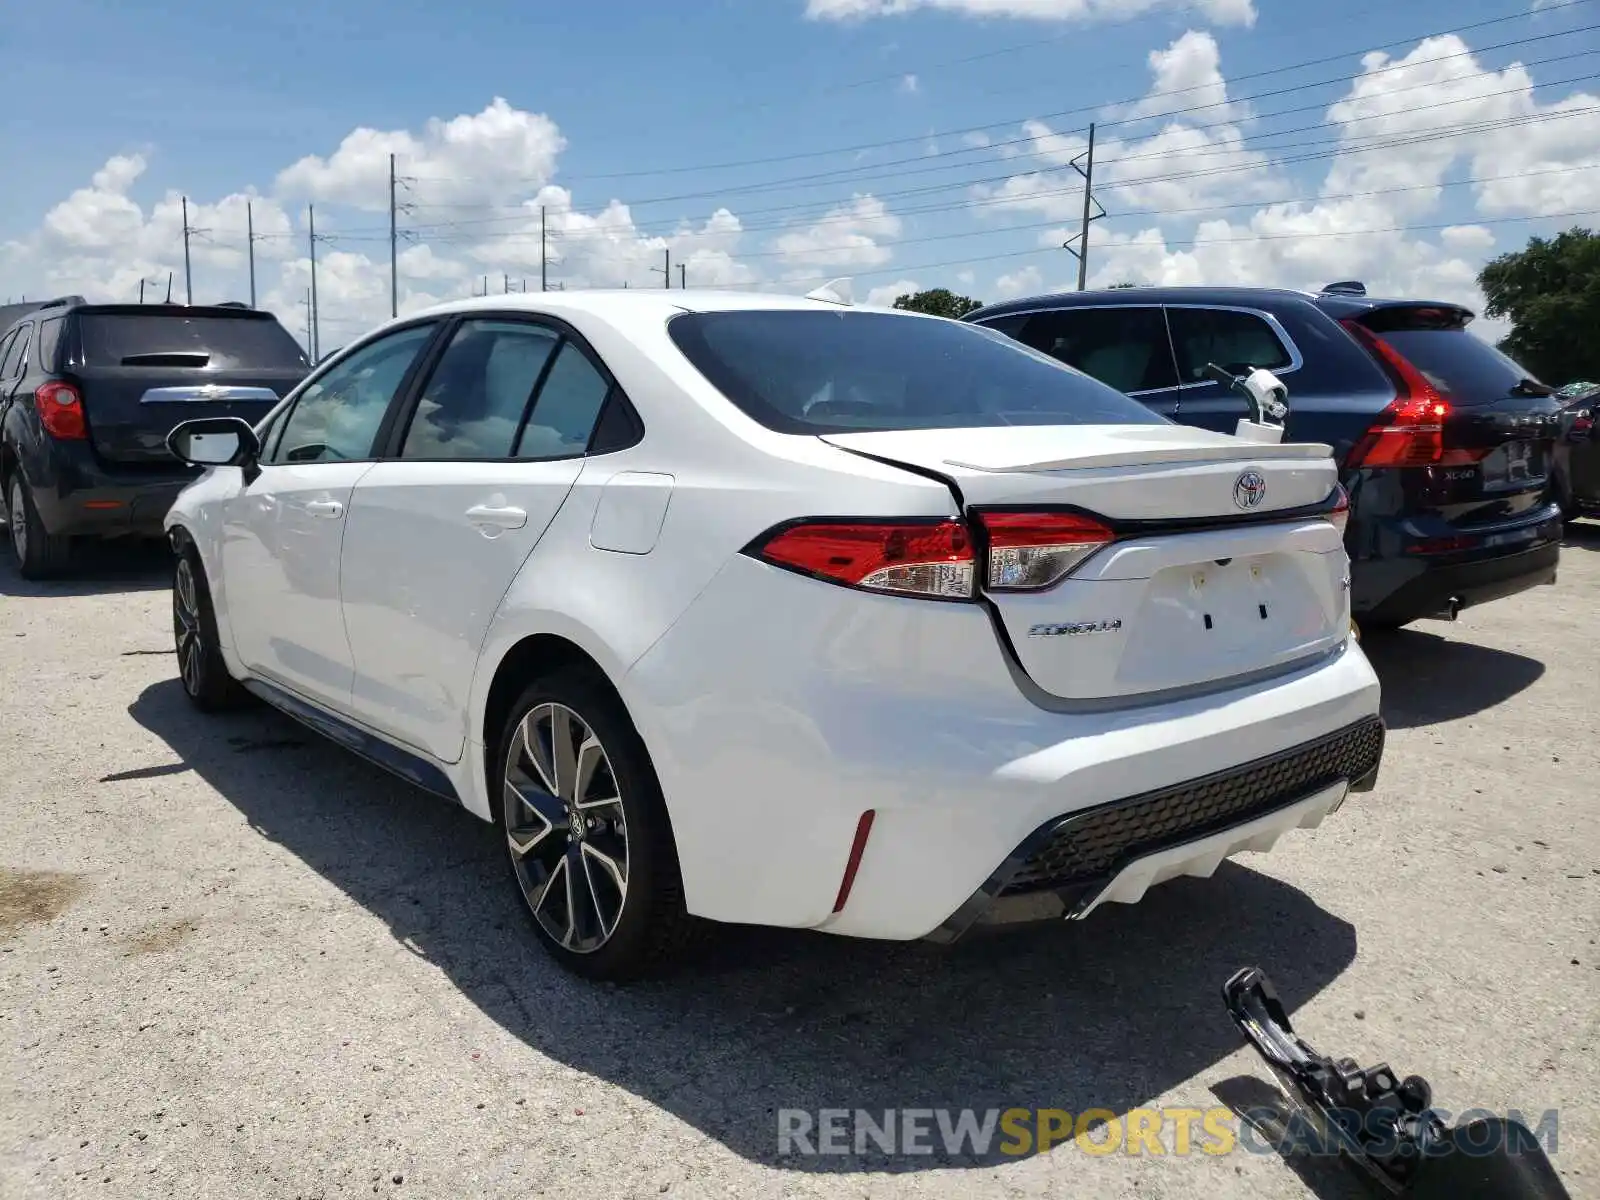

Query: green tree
left=891, top=287, right=983, bottom=319
left=1477, top=227, right=1600, bottom=384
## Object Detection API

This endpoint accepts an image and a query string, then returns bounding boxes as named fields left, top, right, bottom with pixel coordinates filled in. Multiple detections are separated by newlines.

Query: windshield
left=668, top=309, right=1170, bottom=434
left=79, top=313, right=310, bottom=370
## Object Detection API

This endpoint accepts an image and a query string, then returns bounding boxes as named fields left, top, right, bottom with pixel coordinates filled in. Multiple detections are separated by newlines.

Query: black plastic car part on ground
left=963, top=285, right=1564, bottom=627
left=0, top=299, right=309, bottom=576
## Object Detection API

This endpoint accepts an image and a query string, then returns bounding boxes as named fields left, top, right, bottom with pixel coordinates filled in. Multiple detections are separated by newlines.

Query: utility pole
left=247, top=200, right=258, bottom=309
left=300, top=289, right=313, bottom=357
left=165, top=273, right=173, bottom=304
left=678, top=263, right=686, bottom=289
left=181, top=196, right=194, bottom=305
left=540, top=205, right=548, bottom=292
left=389, top=154, right=399, bottom=319
left=308, top=204, right=320, bottom=362
left=651, top=248, right=671, bottom=288
left=139, top=279, right=145, bottom=304
left=503, top=273, right=509, bottom=294
left=1061, top=122, right=1105, bottom=291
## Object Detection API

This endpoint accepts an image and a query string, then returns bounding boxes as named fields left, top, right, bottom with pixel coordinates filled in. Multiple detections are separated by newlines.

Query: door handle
left=304, top=498, right=344, bottom=518
left=465, top=503, right=528, bottom=530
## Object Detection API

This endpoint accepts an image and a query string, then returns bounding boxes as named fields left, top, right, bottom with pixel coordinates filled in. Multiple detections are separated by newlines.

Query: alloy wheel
left=504, top=703, right=630, bottom=954
left=173, top=558, right=204, bottom=696
left=9, top=480, right=26, bottom=561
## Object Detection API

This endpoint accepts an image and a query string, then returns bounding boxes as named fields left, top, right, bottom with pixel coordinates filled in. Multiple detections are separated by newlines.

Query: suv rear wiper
left=1510, top=378, right=1554, bottom=398
left=121, top=352, right=211, bottom=367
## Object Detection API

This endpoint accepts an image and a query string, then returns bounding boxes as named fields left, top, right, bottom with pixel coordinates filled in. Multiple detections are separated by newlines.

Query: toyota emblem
left=1233, top=470, right=1267, bottom=510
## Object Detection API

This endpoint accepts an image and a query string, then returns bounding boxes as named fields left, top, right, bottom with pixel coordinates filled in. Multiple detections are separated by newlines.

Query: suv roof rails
left=213, top=301, right=250, bottom=308
left=1320, top=280, right=1366, bottom=297
left=40, top=294, right=87, bottom=309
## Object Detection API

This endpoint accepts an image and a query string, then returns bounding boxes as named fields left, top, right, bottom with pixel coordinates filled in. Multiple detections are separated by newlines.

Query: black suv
left=0, top=299, right=310, bottom=578
left=964, top=285, right=1564, bottom=628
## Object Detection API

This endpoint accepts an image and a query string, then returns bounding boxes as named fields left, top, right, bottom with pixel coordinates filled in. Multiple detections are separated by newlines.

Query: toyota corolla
left=162, top=290, right=1383, bottom=980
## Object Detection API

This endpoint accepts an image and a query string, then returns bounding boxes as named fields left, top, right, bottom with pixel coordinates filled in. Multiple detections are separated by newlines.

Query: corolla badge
left=1028, top=619, right=1123, bottom=638
left=1233, top=469, right=1268, bottom=510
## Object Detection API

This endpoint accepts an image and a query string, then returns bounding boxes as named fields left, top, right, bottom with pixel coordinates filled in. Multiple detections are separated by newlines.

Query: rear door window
left=2, top=326, right=31, bottom=382
left=0, top=331, right=19, bottom=382
left=518, top=342, right=612, bottom=457
left=1015, top=307, right=1179, bottom=394
left=1167, top=307, right=1294, bottom=384
left=668, top=309, right=1167, bottom=433
left=78, top=313, right=310, bottom=369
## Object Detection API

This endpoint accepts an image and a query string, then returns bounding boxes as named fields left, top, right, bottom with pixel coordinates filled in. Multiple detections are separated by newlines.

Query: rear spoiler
left=75, top=303, right=281, bottom=320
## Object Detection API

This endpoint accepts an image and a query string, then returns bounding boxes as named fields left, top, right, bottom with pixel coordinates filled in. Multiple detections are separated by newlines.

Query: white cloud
left=805, top=0, right=1255, bottom=25
left=770, top=194, right=903, bottom=270
left=974, top=33, right=1275, bottom=219
left=900, top=73, right=920, bottom=94
left=275, top=97, right=566, bottom=211
left=866, top=278, right=921, bottom=305
left=1440, top=225, right=1496, bottom=253
left=992, top=264, right=1044, bottom=298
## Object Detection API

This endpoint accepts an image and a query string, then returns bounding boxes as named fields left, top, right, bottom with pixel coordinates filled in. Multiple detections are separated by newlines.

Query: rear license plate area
left=1480, top=440, right=1546, bottom=491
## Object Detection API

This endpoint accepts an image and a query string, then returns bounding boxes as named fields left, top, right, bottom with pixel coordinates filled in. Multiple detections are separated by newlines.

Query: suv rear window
left=77, top=312, right=310, bottom=370
left=668, top=309, right=1168, bottom=434
left=1371, top=328, right=1539, bottom=400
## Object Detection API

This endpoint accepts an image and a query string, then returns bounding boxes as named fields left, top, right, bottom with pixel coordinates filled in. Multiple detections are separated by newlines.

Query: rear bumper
left=925, top=718, right=1383, bottom=942
left=1349, top=502, right=1563, bottom=623
left=625, top=553, right=1384, bottom=941
left=19, top=441, right=196, bottom=539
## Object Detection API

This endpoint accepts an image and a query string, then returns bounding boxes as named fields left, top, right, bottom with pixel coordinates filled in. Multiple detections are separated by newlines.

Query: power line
left=376, top=45, right=1599, bottom=239
left=688, top=208, right=1600, bottom=291
left=403, top=0, right=1595, bottom=186
left=334, top=107, right=1600, bottom=250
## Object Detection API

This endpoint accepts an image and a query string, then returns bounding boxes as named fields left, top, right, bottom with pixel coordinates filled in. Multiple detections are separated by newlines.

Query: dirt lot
left=2, top=527, right=1596, bottom=1200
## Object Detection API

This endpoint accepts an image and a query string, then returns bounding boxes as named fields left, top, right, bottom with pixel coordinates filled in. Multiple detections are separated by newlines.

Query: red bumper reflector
left=832, top=810, right=877, bottom=914
left=82, top=500, right=124, bottom=510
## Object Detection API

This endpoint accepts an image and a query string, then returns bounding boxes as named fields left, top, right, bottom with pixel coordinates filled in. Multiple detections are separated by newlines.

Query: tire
left=5, top=473, right=72, bottom=580
left=493, top=668, right=701, bottom=981
left=172, top=546, right=250, bottom=711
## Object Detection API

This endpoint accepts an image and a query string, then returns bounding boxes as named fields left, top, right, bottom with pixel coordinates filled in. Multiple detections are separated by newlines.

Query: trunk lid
left=68, top=306, right=309, bottom=466
left=822, top=425, right=1350, bottom=703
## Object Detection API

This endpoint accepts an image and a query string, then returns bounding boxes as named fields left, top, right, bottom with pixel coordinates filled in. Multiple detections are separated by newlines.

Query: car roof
left=967, top=285, right=1477, bottom=324
left=400, top=288, right=924, bottom=327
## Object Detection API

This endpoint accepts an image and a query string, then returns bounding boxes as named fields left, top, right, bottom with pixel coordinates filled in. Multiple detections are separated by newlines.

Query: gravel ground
left=2, top=526, right=1596, bottom=1200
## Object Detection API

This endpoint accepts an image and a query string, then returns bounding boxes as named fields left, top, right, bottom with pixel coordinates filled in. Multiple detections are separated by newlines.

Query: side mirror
left=167, top=416, right=261, bottom=471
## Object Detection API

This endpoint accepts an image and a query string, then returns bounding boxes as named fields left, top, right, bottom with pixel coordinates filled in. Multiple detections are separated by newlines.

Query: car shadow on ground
left=1359, top=628, right=1544, bottom=732
left=0, top=538, right=170, bottom=597
left=129, top=678, right=1358, bottom=1174
left=1561, top=517, right=1600, bottom=554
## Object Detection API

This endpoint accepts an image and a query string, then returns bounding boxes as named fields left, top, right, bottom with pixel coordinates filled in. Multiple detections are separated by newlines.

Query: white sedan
left=163, top=289, right=1383, bottom=980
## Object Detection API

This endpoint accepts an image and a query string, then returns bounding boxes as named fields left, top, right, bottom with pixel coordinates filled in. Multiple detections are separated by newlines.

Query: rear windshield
left=78, top=313, right=311, bottom=370
left=1360, top=312, right=1542, bottom=400
left=668, top=309, right=1168, bottom=433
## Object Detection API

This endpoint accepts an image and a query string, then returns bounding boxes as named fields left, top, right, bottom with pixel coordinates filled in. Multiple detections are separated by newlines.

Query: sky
left=3, top=0, right=1598, bottom=352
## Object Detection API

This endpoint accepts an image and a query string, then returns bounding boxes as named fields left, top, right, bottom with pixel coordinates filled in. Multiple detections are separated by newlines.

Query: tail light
left=1326, top=484, right=1350, bottom=537
left=1340, top=320, right=1486, bottom=469
left=35, top=382, right=87, bottom=440
left=751, top=519, right=975, bottom=599
left=978, top=511, right=1114, bottom=591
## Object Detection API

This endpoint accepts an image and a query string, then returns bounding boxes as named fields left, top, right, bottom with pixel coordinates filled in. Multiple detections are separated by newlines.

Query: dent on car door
left=341, top=316, right=618, bottom=763
left=1011, top=306, right=1182, bottom=418
left=220, top=322, right=440, bottom=708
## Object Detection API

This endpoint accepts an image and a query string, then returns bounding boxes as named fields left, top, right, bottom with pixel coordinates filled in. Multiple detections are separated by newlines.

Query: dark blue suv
left=964, top=285, right=1564, bottom=628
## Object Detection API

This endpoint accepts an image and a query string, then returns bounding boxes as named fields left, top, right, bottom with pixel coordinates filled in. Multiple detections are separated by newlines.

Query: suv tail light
left=750, top=519, right=975, bottom=599
left=35, top=382, right=87, bottom=440
left=1340, top=320, right=1487, bottom=469
left=978, top=511, right=1114, bottom=591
